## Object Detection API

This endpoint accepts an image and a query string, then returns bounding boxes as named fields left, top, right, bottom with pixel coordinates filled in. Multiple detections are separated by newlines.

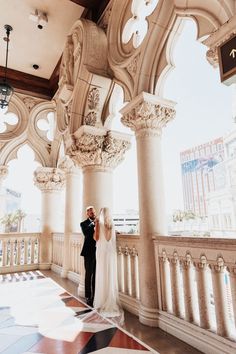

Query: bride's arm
left=94, top=218, right=100, bottom=241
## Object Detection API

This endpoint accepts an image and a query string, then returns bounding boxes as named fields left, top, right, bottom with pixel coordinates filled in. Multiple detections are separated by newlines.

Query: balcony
left=1, top=231, right=236, bottom=353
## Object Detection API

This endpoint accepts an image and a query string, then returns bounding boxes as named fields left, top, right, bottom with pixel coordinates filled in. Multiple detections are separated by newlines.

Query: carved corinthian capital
left=34, top=167, right=66, bottom=192
left=0, top=165, right=8, bottom=182
left=120, top=92, right=176, bottom=138
left=66, top=125, right=131, bottom=169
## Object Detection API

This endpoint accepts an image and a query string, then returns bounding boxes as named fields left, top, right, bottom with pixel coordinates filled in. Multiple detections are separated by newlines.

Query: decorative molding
left=84, top=111, right=97, bottom=126
left=87, top=87, right=100, bottom=110
left=121, top=93, right=176, bottom=137
left=66, top=126, right=131, bottom=169
left=122, top=0, right=159, bottom=48
left=0, top=165, right=8, bottom=181
left=57, top=155, right=76, bottom=174
left=22, top=96, right=43, bottom=112
left=206, top=47, right=219, bottom=68
left=34, top=167, right=66, bottom=191
left=127, top=54, right=140, bottom=77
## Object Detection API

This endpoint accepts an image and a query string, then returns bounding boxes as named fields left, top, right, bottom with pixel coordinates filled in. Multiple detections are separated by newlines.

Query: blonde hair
left=99, top=207, right=113, bottom=240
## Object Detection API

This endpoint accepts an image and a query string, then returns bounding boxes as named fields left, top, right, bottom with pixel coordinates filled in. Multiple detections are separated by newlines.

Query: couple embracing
left=80, top=206, right=123, bottom=321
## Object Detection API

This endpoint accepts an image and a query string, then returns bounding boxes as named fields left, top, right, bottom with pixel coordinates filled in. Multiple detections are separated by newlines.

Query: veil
left=94, top=207, right=124, bottom=324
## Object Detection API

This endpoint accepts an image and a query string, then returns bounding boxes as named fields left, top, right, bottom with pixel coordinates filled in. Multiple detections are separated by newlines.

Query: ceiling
left=0, top=0, right=110, bottom=99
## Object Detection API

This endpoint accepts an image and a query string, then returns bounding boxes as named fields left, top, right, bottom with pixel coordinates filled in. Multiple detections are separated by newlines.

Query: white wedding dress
left=94, top=222, right=123, bottom=322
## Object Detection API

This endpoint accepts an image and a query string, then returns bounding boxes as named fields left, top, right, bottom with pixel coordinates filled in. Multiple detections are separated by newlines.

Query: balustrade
left=154, top=236, right=236, bottom=343
left=0, top=233, right=40, bottom=273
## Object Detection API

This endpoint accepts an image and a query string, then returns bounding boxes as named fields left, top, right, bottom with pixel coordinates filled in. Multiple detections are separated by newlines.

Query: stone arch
left=107, top=0, right=234, bottom=100
left=0, top=94, right=29, bottom=141
left=0, top=134, right=50, bottom=167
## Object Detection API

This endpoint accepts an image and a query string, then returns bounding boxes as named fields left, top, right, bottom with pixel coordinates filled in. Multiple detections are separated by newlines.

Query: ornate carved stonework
left=23, top=96, right=42, bottom=111
left=83, top=87, right=100, bottom=126
left=59, top=35, right=74, bottom=86
left=34, top=167, right=66, bottom=191
left=84, top=111, right=97, bottom=126
left=121, top=94, right=176, bottom=137
left=0, top=165, right=8, bottom=181
left=88, top=87, right=100, bottom=110
left=206, top=47, right=218, bottom=68
left=58, top=155, right=76, bottom=174
left=127, top=54, right=140, bottom=76
left=66, top=127, right=131, bottom=169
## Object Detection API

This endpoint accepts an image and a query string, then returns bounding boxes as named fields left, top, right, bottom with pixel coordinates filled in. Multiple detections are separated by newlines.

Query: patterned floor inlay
left=0, top=271, right=157, bottom=354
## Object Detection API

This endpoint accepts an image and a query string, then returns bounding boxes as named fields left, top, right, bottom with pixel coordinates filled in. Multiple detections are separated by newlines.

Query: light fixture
left=0, top=25, right=13, bottom=110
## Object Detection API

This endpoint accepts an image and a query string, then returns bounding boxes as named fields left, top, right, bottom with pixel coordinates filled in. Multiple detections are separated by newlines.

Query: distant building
left=180, top=137, right=224, bottom=217
left=113, top=210, right=139, bottom=234
left=207, top=130, right=236, bottom=236
left=5, top=188, right=21, bottom=213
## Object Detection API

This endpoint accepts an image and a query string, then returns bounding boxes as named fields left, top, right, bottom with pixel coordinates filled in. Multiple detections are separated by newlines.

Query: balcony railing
left=0, top=233, right=40, bottom=273
left=154, top=235, right=236, bottom=352
left=1, top=231, right=236, bottom=352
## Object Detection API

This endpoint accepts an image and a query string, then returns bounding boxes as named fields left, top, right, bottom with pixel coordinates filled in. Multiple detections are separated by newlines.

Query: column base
left=61, top=268, right=68, bottom=278
left=139, top=303, right=159, bottom=327
left=77, top=282, right=85, bottom=298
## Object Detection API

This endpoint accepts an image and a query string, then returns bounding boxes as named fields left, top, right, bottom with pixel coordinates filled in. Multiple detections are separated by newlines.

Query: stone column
left=0, top=166, right=8, bottom=230
left=65, top=125, right=131, bottom=296
left=58, top=156, right=81, bottom=278
left=66, top=125, right=131, bottom=215
left=34, top=167, right=65, bottom=269
left=121, top=92, right=176, bottom=326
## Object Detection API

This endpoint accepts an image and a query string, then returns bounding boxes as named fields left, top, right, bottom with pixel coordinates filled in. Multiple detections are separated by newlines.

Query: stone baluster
left=123, top=246, right=132, bottom=295
left=2, top=240, right=7, bottom=266
left=17, top=239, right=21, bottom=265
left=196, top=256, right=212, bottom=329
left=31, top=239, right=35, bottom=264
left=182, top=254, right=195, bottom=323
left=9, top=239, right=15, bottom=266
left=229, top=267, right=236, bottom=331
left=160, top=251, right=172, bottom=312
left=130, top=246, right=139, bottom=299
left=211, top=258, right=231, bottom=337
left=117, top=246, right=125, bottom=292
left=121, top=92, right=176, bottom=325
left=169, top=252, right=181, bottom=317
left=24, top=239, right=29, bottom=264
left=34, top=167, right=66, bottom=269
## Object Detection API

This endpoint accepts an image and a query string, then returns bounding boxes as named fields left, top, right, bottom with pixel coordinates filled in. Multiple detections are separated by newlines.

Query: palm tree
left=14, top=209, right=26, bottom=232
left=0, top=213, right=17, bottom=233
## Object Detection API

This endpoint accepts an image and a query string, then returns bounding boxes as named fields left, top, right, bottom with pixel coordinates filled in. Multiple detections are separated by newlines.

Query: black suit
left=80, top=218, right=96, bottom=301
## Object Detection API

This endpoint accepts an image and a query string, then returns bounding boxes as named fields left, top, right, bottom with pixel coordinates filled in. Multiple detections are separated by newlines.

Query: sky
left=3, top=20, right=235, bottom=216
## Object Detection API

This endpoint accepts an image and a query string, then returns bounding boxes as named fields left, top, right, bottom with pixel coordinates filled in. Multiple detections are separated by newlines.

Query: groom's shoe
left=86, top=298, right=93, bottom=307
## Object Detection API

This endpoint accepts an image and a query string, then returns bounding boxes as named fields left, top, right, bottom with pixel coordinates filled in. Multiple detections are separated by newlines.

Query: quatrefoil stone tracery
left=122, top=0, right=159, bottom=48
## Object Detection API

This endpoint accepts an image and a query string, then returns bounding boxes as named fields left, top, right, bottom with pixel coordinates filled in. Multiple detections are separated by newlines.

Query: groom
left=80, top=206, right=96, bottom=306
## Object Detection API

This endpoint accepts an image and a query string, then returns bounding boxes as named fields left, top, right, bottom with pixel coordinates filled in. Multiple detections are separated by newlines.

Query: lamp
left=0, top=24, right=13, bottom=110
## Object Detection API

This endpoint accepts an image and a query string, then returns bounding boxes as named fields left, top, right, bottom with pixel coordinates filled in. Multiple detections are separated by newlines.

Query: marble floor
left=41, top=270, right=203, bottom=354
left=0, top=271, right=155, bottom=354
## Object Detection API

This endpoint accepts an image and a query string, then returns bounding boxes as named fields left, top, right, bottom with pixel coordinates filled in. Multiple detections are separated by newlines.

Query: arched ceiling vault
left=107, top=0, right=235, bottom=100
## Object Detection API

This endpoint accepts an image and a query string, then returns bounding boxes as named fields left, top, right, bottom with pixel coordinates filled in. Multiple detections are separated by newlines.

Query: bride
left=93, top=207, right=123, bottom=321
